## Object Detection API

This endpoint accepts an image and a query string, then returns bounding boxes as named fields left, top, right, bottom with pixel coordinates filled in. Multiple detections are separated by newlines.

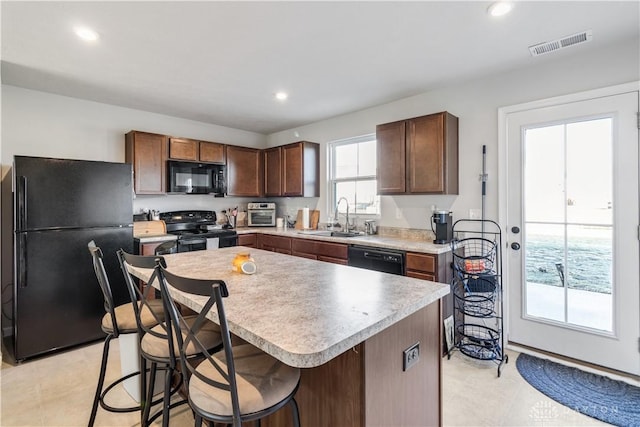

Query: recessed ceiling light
left=487, top=2, right=513, bottom=17
left=75, top=26, right=99, bottom=42
left=275, top=92, right=288, bottom=101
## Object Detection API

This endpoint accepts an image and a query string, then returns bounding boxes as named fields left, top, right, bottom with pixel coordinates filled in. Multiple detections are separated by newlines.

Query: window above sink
left=328, top=134, right=380, bottom=226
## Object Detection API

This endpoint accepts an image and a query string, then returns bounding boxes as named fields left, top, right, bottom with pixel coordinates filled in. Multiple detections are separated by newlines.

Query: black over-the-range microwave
left=168, top=161, right=226, bottom=195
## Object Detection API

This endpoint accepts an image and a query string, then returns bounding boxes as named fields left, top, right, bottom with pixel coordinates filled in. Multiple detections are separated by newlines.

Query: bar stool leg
left=290, top=399, right=300, bottom=427
left=142, top=361, right=158, bottom=426
left=139, top=355, right=148, bottom=425
left=89, top=334, right=112, bottom=427
left=162, top=366, right=173, bottom=427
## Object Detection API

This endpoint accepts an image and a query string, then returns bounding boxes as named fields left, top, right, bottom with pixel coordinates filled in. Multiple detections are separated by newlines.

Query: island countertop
left=128, top=246, right=449, bottom=368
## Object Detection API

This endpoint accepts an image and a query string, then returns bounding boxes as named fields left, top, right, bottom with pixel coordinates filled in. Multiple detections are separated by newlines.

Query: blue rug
left=516, top=353, right=640, bottom=426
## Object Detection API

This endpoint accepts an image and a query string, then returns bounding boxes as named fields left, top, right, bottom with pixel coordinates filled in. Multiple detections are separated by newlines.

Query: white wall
left=267, top=38, right=640, bottom=231
left=0, top=85, right=267, bottom=213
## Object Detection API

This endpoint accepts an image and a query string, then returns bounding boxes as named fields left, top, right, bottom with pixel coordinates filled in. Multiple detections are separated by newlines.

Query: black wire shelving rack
left=447, top=219, right=509, bottom=377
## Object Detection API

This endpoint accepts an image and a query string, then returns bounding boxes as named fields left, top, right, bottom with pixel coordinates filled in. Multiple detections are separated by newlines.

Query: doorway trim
left=497, top=80, right=640, bottom=342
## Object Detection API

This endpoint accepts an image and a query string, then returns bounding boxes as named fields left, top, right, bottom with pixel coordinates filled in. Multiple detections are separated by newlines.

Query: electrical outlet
left=469, top=208, right=482, bottom=219
left=403, top=342, right=420, bottom=371
left=395, top=207, right=402, bottom=219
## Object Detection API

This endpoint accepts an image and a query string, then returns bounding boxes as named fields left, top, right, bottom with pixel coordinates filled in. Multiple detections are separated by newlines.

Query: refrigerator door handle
left=16, top=176, right=27, bottom=231
left=18, top=233, right=27, bottom=287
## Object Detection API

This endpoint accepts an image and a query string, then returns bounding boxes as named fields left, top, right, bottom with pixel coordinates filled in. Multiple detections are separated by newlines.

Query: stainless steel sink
left=296, top=230, right=362, bottom=238
left=329, top=231, right=362, bottom=238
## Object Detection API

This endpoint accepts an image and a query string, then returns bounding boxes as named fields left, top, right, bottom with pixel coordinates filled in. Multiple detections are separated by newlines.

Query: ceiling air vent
left=529, top=30, right=593, bottom=57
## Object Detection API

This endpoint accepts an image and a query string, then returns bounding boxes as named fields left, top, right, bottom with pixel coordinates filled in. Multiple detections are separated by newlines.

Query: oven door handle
left=179, top=238, right=207, bottom=246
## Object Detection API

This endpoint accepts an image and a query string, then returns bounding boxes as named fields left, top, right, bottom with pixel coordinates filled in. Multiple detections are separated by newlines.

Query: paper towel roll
left=302, top=207, right=310, bottom=229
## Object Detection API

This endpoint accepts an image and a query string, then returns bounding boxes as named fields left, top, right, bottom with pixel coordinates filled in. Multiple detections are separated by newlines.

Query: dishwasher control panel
left=347, top=245, right=405, bottom=276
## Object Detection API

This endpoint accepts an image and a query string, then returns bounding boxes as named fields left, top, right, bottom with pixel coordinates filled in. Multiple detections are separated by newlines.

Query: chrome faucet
left=335, top=197, right=350, bottom=232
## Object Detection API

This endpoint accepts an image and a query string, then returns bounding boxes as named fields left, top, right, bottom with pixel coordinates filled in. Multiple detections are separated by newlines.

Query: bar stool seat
left=141, top=315, right=221, bottom=358
left=101, top=300, right=165, bottom=333
left=189, top=343, right=300, bottom=417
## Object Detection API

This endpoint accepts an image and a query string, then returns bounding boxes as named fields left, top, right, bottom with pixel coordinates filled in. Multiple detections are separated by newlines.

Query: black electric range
left=160, top=210, right=237, bottom=252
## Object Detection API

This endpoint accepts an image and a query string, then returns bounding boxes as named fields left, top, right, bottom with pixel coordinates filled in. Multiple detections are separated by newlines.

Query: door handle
left=18, top=233, right=27, bottom=287
left=511, top=242, right=521, bottom=250
left=17, top=176, right=27, bottom=231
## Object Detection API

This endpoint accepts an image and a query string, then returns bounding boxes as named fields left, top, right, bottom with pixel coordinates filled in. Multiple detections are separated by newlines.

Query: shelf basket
left=451, top=237, right=496, bottom=275
left=456, top=323, right=501, bottom=361
left=452, top=275, right=498, bottom=318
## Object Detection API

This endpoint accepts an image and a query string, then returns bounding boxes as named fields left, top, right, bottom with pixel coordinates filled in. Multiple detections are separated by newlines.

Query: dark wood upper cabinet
left=169, top=138, right=226, bottom=164
left=264, top=146, right=282, bottom=197
left=169, top=137, right=198, bottom=161
left=263, top=141, right=319, bottom=197
left=125, top=131, right=167, bottom=194
left=226, top=145, right=262, bottom=197
left=285, top=142, right=321, bottom=197
left=199, top=141, right=226, bottom=164
left=376, top=121, right=407, bottom=194
left=377, top=112, right=458, bottom=195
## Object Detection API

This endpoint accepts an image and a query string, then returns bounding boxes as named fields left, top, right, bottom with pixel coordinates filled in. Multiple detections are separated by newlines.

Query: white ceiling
left=2, top=1, right=639, bottom=134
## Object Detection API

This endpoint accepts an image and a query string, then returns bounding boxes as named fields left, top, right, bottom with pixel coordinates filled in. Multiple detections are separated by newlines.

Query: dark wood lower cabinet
left=257, top=234, right=292, bottom=254
left=263, top=301, right=441, bottom=427
left=406, top=251, right=453, bottom=356
left=237, top=233, right=257, bottom=248
left=291, top=238, right=347, bottom=264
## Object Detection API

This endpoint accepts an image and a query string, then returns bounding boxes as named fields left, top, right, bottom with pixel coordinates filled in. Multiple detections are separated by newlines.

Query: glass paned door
left=523, top=119, right=613, bottom=332
left=505, top=89, right=639, bottom=375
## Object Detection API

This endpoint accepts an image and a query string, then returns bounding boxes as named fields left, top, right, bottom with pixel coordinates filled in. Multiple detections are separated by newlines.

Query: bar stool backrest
left=154, top=264, right=242, bottom=425
left=88, top=240, right=120, bottom=337
left=117, top=250, right=167, bottom=340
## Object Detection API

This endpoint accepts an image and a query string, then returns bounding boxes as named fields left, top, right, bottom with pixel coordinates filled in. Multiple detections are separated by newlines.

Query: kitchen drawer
left=406, top=252, right=436, bottom=274
left=292, top=251, right=317, bottom=260
left=292, top=238, right=348, bottom=260
left=258, top=234, right=291, bottom=252
left=406, top=270, right=435, bottom=281
left=238, top=233, right=257, bottom=248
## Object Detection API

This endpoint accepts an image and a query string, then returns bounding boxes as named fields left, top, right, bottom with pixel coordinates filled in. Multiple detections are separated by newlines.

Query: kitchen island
left=128, top=246, right=449, bottom=427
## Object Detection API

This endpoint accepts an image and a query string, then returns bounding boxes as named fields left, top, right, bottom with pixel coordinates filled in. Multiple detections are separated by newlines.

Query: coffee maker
left=431, top=211, right=453, bottom=244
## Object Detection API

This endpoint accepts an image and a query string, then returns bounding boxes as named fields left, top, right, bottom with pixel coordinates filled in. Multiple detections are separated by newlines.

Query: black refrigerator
left=12, top=156, right=133, bottom=361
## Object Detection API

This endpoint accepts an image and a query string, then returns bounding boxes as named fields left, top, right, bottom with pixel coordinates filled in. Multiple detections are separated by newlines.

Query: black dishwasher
left=347, top=245, right=405, bottom=275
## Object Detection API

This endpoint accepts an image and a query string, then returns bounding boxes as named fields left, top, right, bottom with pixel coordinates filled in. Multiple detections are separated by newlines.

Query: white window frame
left=327, top=134, right=380, bottom=223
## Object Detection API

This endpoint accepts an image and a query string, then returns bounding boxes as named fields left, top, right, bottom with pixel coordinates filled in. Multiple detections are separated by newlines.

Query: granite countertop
left=235, top=227, right=451, bottom=254
left=127, top=246, right=449, bottom=368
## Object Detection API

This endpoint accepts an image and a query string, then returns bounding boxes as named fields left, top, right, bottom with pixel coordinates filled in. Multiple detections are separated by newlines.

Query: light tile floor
left=1, top=342, right=610, bottom=426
